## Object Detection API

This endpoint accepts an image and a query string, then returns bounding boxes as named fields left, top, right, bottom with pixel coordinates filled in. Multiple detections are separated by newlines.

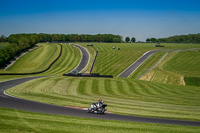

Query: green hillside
left=1, top=42, right=200, bottom=132
left=0, top=43, right=81, bottom=81
left=139, top=49, right=200, bottom=86
left=164, top=50, right=200, bottom=77
left=80, top=43, right=200, bottom=77
left=6, top=76, right=200, bottom=121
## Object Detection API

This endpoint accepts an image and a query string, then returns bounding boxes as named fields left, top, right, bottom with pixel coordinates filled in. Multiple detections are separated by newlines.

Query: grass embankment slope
left=139, top=49, right=200, bottom=86
left=164, top=50, right=200, bottom=86
left=0, top=43, right=81, bottom=81
left=7, top=43, right=60, bottom=73
left=1, top=107, right=199, bottom=133
left=6, top=76, right=200, bottom=121
left=41, top=43, right=81, bottom=75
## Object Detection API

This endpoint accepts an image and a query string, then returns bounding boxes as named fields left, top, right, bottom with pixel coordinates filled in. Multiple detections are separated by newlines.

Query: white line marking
left=78, top=45, right=90, bottom=73
left=70, top=44, right=83, bottom=72
left=3, top=91, right=24, bottom=99
left=69, top=44, right=90, bottom=73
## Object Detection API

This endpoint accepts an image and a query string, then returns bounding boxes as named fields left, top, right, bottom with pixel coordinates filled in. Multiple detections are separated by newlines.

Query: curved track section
left=0, top=78, right=200, bottom=126
left=0, top=77, right=200, bottom=126
left=0, top=46, right=200, bottom=126
left=118, top=50, right=162, bottom=78
left=72, top=44, right=89, bottom=72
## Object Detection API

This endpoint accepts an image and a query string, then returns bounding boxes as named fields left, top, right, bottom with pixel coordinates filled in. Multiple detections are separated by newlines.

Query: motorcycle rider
left=97, top=99, right=104, bottom=108
left=92, top=99, right=104, bottom=112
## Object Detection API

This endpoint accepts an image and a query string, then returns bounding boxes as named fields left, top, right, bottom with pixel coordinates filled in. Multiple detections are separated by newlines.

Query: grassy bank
left=0, top=107, right=199, bottom=133
left=140, top=49, right=200, bottom=85
left=7, top=43, right=60, bottom=73
left=40, top=44, right=81, bottom=76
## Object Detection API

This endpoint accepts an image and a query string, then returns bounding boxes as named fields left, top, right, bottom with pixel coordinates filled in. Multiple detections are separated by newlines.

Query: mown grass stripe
left=91, top=79, right=99, bottom=94
left=67, top=78, right=80, bottom=96
left=104, top=79, right=113, bottom=95
left=83, top=79, right=93, bottom=95
left=78, top=79, right=87, bottom=95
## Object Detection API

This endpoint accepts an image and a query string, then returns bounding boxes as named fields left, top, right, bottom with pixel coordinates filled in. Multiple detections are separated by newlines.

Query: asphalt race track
left=0, top=46, right=200, bottom=126
left=118, top=50, right=162, bottom=78
left=72, top=44, right=89, bottom=72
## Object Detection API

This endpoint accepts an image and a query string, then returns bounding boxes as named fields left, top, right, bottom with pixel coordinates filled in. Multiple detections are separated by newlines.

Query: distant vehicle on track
left=153, top=43, right=164, bottom=47
left=87, top=44, right=93, bottom=46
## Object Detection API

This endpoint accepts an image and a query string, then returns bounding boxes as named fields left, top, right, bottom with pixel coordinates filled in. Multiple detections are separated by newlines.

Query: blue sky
left=0, top=0, right=200, bottom=41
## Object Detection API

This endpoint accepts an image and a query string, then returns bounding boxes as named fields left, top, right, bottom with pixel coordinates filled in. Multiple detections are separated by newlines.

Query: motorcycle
left=87, top=103, right=107, bottom=114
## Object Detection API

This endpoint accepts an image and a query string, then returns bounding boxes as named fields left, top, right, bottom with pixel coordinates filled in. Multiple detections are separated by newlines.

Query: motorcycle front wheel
left=87, top=108, right=91, bottom=113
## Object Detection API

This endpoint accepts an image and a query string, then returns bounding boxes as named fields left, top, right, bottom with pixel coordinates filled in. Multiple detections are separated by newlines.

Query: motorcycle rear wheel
left=97, top=108, right=105, bottom=114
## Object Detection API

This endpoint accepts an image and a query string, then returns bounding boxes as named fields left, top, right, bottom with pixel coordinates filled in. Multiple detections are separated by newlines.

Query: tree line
left=125, top=37, right=136, bottom=42
left=0, top=33, right=123, bottom=68
left=146, top=33, right=200, bottom=43
left=38, top=33, right=123, bottom=43
left=0, top=34, right=40, bottom=68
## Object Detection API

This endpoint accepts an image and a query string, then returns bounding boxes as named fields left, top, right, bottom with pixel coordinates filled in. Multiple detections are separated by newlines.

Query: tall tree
left=125, top=37, right=130, bottom=42
left=150, top=38, right=157, bottom=43
left=0, top=34, right=6, bottom=42
left=131, top=37, right=136, bottom=42
left=146, top=38, right=151, bottom=43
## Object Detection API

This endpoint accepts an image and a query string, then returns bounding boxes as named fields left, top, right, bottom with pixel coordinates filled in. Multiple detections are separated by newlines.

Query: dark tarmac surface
left=72, top=44, right=89, bottom=72
left=118, top=50, right=162, bottom=78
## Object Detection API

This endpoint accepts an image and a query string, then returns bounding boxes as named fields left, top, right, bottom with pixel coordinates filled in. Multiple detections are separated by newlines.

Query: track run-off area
left=0, top=43, right=200, bottom=127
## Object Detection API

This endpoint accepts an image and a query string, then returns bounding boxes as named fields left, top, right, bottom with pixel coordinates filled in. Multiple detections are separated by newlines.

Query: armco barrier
left=89, top=51, right=98, bottom=73
left=63, top=73, right=113, bottom=78
left=0, top=44, right=62, bottom=75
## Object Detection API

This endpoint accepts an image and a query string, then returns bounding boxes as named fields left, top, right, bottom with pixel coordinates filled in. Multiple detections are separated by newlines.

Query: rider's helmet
left=98, top=99, right=103, bottom=103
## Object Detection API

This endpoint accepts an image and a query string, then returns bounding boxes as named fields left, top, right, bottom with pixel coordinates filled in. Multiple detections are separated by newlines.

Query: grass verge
left=0, top=107, right=200, bottom=133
